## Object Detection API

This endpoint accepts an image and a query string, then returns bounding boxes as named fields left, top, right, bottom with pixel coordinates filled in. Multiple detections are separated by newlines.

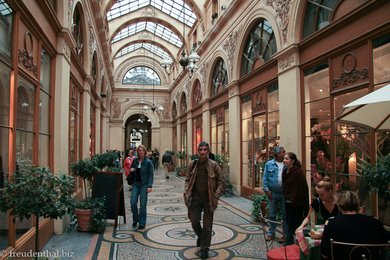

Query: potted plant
left=0, top=166, right=74, bottom=257
left=70, top=158, right=106, bottom=232
left=92, top=151, right=118, bottom=171
left=214, top=154, right=234, bottom=196
left=175, top=150, right=188, bottom=176
left=250, top=193, right=269, bottom=222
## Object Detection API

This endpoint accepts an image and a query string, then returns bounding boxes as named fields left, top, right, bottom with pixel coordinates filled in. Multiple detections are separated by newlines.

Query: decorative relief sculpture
left=223, top=30, right=239, bottom=72
left=18, top=31, right=37, bottom=76
left=278, top=55, right=294, bottom=71
left=142, top=6, right=157, bottom=17
left=111, top=98, right=121, bottom=118
left=199, top=62, right=208, bottom=84
left=265, top=0, right=291, bottom=44
left=332, top=53, right=368, bottom=88
left=68, top=0, right=73, bottom=28
left=89, top=19, right=96, bottom=58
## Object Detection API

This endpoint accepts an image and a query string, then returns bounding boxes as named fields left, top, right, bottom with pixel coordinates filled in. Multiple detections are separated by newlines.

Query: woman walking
left=130, top=145, right=154, bottom=230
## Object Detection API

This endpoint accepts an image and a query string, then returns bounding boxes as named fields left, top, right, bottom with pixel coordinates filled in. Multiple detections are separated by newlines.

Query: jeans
left=267, top=191, right=288, bottom=238
left=130, top=182, right=149, bottom=226
left=189, top=199, right=214, bottom=250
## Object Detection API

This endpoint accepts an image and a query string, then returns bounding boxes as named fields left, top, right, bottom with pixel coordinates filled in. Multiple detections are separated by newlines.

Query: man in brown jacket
left=183, top=141, right=225, bottom=259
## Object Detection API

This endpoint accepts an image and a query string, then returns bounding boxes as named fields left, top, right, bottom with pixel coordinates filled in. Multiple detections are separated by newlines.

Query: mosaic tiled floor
left=92, top=169, right=277, bottom=259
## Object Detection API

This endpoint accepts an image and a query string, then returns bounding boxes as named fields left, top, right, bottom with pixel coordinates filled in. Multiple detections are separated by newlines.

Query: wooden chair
left=261, top=216, right=300, bottom=260
left=330, top=239, right=390, bottom=260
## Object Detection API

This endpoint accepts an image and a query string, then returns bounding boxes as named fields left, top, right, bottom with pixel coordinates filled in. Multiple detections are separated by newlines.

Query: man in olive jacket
left=183, top=141, right=225, bottom=259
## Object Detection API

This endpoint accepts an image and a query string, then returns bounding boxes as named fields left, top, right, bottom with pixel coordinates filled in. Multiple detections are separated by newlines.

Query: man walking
left=162, top=149, right=174, bottom=179
left=184, top=142, right=225, bottom=259
left=262, top=146, right=288, bottom=243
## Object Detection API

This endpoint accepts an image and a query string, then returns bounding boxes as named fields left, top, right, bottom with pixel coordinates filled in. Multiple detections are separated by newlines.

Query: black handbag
left=126, top=173, right=134, bottom=185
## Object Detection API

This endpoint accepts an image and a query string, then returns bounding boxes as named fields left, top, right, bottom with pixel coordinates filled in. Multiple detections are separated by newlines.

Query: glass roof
left=115, top=44, right=173, bottom=62
left=0, top=0, right=12, bottom=16
left=107, top=0, right=196, bottom=27
left=112, top=21, right=182, bottom=47
left=123, top=66, right=161, bottom=85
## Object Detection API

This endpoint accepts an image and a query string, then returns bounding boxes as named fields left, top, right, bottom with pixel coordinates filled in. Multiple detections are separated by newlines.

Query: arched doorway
left=124, top=114, right=151, bottom=152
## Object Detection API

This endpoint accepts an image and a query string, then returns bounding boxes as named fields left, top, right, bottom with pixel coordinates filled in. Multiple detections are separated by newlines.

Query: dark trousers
left=285, top=202, right=306, bottom=245
left=189, top=199, right=214, bottom=250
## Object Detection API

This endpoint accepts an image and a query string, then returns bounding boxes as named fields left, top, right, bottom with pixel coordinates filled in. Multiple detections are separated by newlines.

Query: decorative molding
left=68, top=0, right=73, bottom=28
left=278, top=55, right=294, bottom=71
left=222, top=30, right=239, bottom=72
left=265, top=0, right=291, bottom=43
left=89, top=18, right=96, bottom=59
left=138, top=31, right=152, bottom=40
left=142, top=6, right=157, bottom=17
left=63, top=41, right=71, bottom=61
left=228, top=84, right=239, bottom=98
left=111, top=98, right=121, bottom=118
left=18, top=31, right=37, bottom=76
left=199, top=62, right=208, bottom=85
left=332, top=53, right=368, bottom=88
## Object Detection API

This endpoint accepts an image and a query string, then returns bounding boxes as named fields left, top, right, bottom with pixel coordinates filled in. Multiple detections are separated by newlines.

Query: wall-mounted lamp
left=221, top=5, right=226, bottom=10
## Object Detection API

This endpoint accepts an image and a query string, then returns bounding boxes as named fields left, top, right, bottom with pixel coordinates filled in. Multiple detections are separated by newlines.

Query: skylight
left=0, top=0, right=12, bottom=16
left=107, top=0, right=196, bottom=27
left=112, top=21, right=182, bottom=47
left=123, top=66, right=161, bottom=85
left=115, top=43, right=173, bottom=62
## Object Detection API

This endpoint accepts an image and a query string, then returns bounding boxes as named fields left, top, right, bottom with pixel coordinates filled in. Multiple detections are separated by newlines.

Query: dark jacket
left=162, top=152, right=173, bottom=164
left=130, top=157, right=154, bottom=188
left=184, top=158, right=225, bottom=211
left=282, top=165, right=309, bottom=211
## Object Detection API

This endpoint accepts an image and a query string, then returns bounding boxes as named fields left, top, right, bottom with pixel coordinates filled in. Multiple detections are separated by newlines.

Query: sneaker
left=132, top=222, right=138, bottom=228
left=277, top=236, right=285, bottom=243
left=138, top=225, right=145, bottom=230
left=265, top=235, right=274, bottom=241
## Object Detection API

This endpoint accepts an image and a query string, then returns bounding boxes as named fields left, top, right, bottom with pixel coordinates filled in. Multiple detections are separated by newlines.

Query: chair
left=260, top=216, right=300, bottom=260
left=330, top=239, right=390, bottom=260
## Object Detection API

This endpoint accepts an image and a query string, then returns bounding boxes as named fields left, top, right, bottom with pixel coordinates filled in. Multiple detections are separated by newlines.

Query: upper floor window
left=192, top=80, right=202, bottom=107
left=241, top=19, right=276, bottom=76
left=71, top=3, right=84, bottom=62
left=123, top=66, right=161, bottom=85
left=303, top=0, right=338, bottom=38
left=211, top=58, right=228, bottom=96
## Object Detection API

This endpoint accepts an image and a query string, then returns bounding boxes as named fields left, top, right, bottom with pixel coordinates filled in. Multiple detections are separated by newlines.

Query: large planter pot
left=75, top=208, right=93, bottom=231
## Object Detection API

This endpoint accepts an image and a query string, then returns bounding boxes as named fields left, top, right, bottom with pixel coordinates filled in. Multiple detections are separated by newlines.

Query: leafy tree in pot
left=0, top=166, right=74, bottom=257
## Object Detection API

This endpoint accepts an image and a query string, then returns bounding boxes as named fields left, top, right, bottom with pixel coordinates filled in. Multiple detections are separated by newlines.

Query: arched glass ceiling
left=123, top=66, right=161, bottom=85
left=112, top=21, right=182, bottom=47
left=107, top=0, right=196, bottom=27
left=115, top=44, right=173, bottom=62
left=0, top=1, right=12, bottom=15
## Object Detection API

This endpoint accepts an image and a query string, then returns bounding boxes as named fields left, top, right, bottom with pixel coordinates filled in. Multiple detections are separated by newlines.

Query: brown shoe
left=277, top=236, right=285, bottom=243
left=265, top=235, right=274, bottom=241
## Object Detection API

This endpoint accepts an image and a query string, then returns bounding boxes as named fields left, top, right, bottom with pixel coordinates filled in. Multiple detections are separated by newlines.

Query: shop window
left=373, top=33, right=390, bottom=87
left=39, top=49, right=51, bottom=167
left=211, top=58, right=228, bottom=96
left=0, top=63, right=10, bottom=251
left=0, top=0, right=13, bottom=62
left=241, top=84, right=279, bottom=191
left=241, top=19, right=276, bottom=76
left=302, top=0, right=338, bottom=38
left=90, top=103, right=96, bottom=157
left=211, top=105, right=229, bottom=159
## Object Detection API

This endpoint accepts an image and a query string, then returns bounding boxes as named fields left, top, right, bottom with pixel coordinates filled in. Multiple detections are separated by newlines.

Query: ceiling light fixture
left=178, top=0, right=199, bottom=74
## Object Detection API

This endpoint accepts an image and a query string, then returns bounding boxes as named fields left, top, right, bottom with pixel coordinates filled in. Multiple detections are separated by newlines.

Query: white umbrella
left=336, top=84, right=390, bottom=130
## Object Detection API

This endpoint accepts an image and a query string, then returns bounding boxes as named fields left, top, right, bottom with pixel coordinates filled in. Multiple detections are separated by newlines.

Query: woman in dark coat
left=282, top=152, right=309, bottom=245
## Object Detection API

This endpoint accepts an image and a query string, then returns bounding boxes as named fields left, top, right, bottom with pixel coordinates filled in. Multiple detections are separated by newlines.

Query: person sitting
left=297, top=176, right=338, bottom=231
left=321, top=190, right=390, bottom=259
